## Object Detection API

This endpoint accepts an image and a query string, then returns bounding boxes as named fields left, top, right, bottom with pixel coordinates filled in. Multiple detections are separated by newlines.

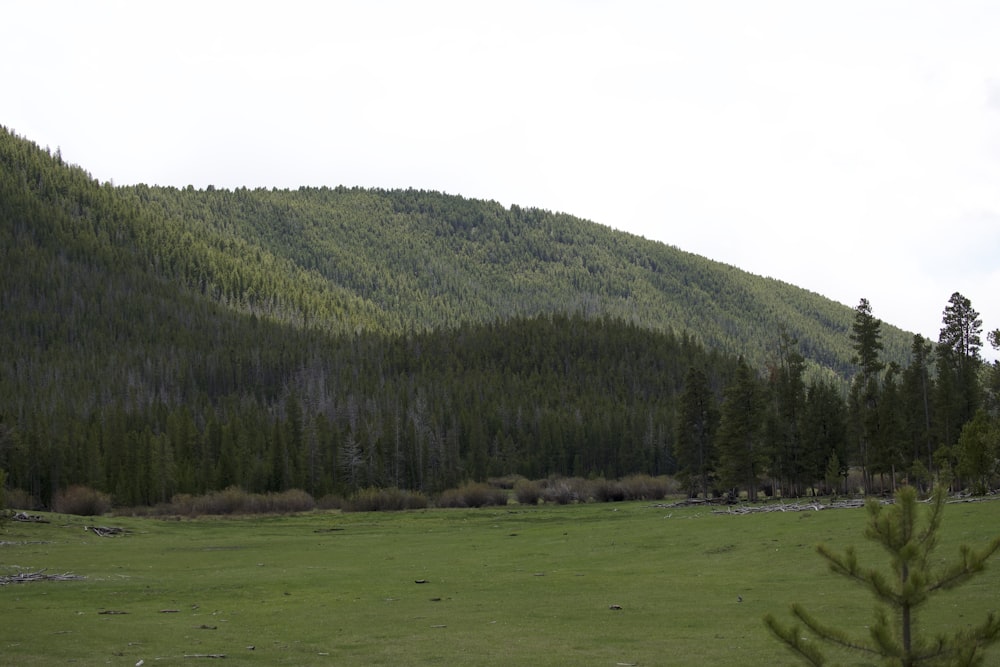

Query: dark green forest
left=1, top=126, right=998, bottom=507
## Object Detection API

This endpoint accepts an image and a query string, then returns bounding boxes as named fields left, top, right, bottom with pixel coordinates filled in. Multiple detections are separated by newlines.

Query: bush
left=343, top=487, right=429, bottom=512
left=593, top=478, right=626, bottom=502
left=514, top=478, right=543, bottom=505
left=194, top=486, right=250, bottom=515
left=266, top=489, right=316, bottom=513
left=53, top=485, right=112, bottom=516
left=316, top=493, right=345, bottom=510
left=619, top=474, right=670, bottom=500
left=437, top=482, right=508, bottom=508
left=4, top=487, right=36, bottom=511
left=541, top=477, right=592, bottom=504
left=138, top=487, right=315, bottom=517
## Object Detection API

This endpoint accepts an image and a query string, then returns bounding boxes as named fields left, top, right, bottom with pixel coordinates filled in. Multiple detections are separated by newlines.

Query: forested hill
left=118, top=183, right=914, bottom=375
left=1, top=126, right=918, bottom=502
left=0, top=127, right=910, bottom=371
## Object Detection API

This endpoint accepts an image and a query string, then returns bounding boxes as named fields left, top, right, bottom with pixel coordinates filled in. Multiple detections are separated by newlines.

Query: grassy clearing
left=2, top=499, right=999, bottom=666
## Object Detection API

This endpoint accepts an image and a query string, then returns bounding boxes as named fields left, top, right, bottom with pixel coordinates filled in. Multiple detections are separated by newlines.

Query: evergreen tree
left=849, top=298, right=885, bottom=494
left=955, top=410, right=998, bottom=495
left=0, top=468, right=8, bottom=520
left=851, top=298, right=885, bottom=379
left=939, top=292, right=983, bottom=363
left=768, top=332, right=808, bottom=497
left=824, top=450, right=843, bottom=497
left=716, top=357, right=767, bottom=500
left=937, top=293, right=983, bottom=437
left=765, top=485, right=1000, bottom=666
left=804, top=380, right=848, bottom=495
left=900, top=335, right=935, bottom=475
left=871, top=363, right=905, bottom=492
left=674, top=366, right=719, bottom=498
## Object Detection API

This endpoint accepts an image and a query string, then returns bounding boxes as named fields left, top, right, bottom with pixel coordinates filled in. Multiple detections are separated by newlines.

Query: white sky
left=5, top=1, right=999, bottom=359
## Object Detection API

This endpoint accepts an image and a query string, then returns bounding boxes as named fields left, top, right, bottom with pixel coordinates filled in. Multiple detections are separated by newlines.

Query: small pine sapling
left=764, top=485, right=1000, bottom=666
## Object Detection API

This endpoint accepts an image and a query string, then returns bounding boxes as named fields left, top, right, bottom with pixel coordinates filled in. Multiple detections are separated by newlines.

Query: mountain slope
left=116, top=182, right=912, bottom=379
left=1, top=126, right=914, bottom=380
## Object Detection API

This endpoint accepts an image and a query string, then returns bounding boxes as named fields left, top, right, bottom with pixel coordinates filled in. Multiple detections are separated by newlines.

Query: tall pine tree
left=849, top=298, right=884, bottom=494
left=717, top=357, right=767, bottom=500
left=674, top=366, right=719, bottom=498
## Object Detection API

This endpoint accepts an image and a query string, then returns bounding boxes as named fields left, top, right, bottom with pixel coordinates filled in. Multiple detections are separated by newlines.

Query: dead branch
left=0, top=569, right=85, bottom=585
left=85, top=525, right=127, bottom=537
left=711, top=500, right=867, bottom=515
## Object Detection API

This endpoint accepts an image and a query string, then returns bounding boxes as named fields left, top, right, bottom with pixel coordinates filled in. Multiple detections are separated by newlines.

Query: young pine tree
left=764, top=485, right=1000, bottom=666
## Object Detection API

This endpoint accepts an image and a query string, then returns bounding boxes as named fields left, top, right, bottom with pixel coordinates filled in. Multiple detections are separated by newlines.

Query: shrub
left=166, top=493, right=195, bottom=516
left=593, top=478, right=626, bottom=502
left=143, top=488, right=316, bottom=517
left=266, top=489, right=316, bottom=513
left=53, top=485, right=112, bottom=516
left=192, top=486, right=250, bottom=515
left=343, top=487, right=429, bottom=512
left=619, top=474, right=670, bottom=500
left=4, top=487, right=36, bottom=511
left=541, top=477, right=592, bottom=504
left=437, top=482, right=508, bottom=508
left=316, top=493, right=345, bottom=510
left=513, top=478, right=543, bottom=505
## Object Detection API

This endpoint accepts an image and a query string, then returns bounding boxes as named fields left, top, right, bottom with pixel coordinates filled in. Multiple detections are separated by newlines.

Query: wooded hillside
left=1, top=126, right=947, bottom=505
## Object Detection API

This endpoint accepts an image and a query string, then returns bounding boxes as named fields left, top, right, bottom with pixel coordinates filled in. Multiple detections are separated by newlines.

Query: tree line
left=1, top=297, right=996, bottom=508
left=676, top=294, right=1000, bottom=500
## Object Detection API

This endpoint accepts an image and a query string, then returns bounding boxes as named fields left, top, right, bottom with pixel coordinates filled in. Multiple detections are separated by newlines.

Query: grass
left=2, top=498, right=999, bottom=666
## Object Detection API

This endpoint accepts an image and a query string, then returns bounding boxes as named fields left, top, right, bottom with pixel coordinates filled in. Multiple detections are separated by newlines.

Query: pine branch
left=927, top=536, right=1000, bottom=594
left=763, top=613, right=827, bottom=666
left=791, top=603, right=880, bottom=657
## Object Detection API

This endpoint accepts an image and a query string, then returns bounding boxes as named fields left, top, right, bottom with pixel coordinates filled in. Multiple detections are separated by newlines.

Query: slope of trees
left=1, top=126, right=913, bottom=374
left=1, top=126, right=998, bottom=507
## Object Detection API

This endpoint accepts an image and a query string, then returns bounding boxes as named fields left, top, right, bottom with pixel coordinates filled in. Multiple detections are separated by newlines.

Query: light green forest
left=1, top=126, right=997, bottom=507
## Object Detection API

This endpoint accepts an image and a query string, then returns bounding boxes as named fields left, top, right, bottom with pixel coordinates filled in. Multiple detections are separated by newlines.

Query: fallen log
left=12, top=512, right=49, bottom=523
left=0, top=569, right=85, bottom=585
left=86, top=525, right=127, bottom=537
left=711, top=499, right=869, bottom=515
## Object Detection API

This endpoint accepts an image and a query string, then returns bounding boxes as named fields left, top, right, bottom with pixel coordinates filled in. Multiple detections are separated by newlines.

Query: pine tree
left=937, top=293, right=983, bottom=439
left=674, top=366, right=719, bottom=498
left=851, top=298, right=885, bottom=379
left=939, top=292, right=983, bottom=364
left=768, top=332, right=808, bottom=497
left=987, top=329, right=1000, bottom=353
left=716, top=357, right=767, bottom=500
left=765, top=485, right=1000, bottom=666
left=803, top=380, right=848, bottom=496
left=955, top=411, right=998, bottom=495
left=0, top=468, right=9, bottom=525
left=849, top=298, right=885, bottom=494
left=901, top=335, right=935, bottom=475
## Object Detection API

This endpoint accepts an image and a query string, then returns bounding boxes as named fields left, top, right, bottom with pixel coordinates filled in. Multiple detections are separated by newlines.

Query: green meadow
left=3, top=499, right=999, bottom=666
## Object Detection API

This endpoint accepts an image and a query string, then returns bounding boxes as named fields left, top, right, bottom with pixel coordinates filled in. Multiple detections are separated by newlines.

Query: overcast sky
left=5, top=1, right=999, bottom=359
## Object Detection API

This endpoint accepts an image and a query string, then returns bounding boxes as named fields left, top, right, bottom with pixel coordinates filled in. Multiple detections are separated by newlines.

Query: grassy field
left=2, top=498, right=999, bottom=666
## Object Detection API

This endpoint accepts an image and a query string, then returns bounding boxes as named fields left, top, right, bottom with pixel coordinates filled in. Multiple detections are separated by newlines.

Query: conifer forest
left=2, top=126, right=998, bottom=507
